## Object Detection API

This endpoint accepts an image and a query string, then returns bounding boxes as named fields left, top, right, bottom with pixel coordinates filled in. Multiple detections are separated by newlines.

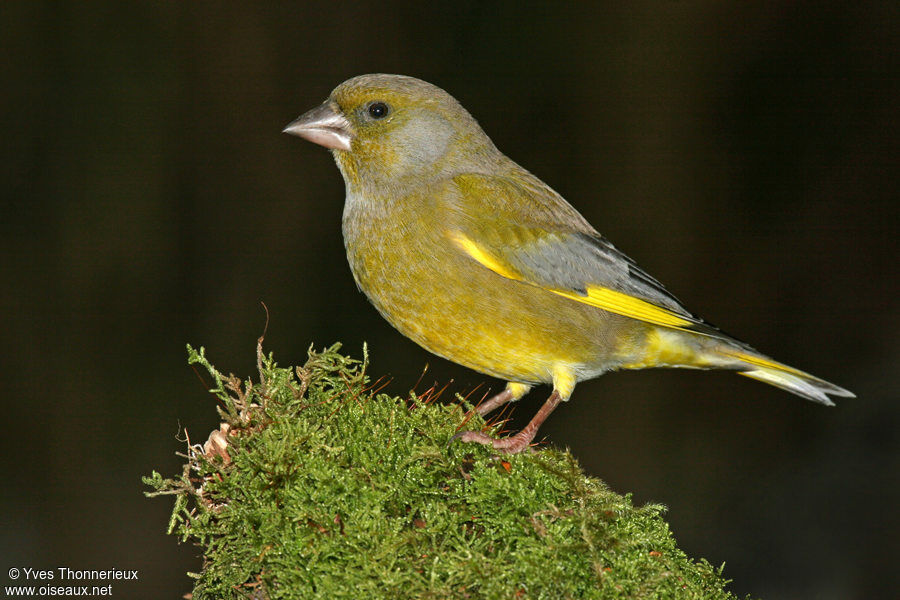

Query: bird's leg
left=475, top=388, right=515, bottom=416
left=454, top=390, right=562, bottom=454
left=474, top=382, right=531, bottom=416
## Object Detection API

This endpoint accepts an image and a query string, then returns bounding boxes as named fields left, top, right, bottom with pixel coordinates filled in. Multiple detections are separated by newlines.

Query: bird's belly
left=343, top=222, right=641, bottom=384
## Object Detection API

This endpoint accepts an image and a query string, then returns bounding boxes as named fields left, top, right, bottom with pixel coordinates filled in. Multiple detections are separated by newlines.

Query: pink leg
left=454, top=391, right=562, bottom=454
left=475, top=388, right=515, bottom=416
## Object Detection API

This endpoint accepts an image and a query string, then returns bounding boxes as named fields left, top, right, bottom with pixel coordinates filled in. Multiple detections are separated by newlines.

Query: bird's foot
left=452, top=390, right=562, bottom=455
left=451, top=429, right=536, bottom=454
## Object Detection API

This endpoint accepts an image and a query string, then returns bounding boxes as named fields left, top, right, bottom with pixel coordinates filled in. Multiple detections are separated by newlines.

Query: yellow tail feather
left=725, top=350, right=855, bottom=405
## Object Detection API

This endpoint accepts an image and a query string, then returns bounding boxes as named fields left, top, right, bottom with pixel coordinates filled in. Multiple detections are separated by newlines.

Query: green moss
left=145, top=342, right=748, bottom=599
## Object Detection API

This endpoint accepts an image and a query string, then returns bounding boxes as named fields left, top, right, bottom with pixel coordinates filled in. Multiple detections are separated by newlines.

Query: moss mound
left=145, top=341, right=745, bottom=599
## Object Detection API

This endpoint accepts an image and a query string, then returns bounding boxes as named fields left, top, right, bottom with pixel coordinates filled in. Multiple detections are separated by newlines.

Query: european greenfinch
left=284, top=74, right=853, bottom=454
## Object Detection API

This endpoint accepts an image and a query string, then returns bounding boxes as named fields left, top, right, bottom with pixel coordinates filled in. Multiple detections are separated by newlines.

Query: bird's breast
left=341, top=190, right=450, bottom=323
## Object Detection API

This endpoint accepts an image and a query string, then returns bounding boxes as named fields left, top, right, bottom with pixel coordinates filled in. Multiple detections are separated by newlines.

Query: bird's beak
left=283, top=101, right=354, bottom=152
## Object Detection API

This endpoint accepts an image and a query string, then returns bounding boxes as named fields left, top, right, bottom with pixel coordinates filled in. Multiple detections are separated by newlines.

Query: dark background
left=2, top=2, right=897, bottom=598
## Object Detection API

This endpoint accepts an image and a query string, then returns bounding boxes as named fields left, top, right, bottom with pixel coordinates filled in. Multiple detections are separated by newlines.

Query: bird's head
left=284, top=74, right=501, bottom=192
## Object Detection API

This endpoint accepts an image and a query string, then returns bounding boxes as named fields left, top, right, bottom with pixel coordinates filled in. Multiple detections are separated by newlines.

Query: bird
left=283, top=74, right=854, bottom=454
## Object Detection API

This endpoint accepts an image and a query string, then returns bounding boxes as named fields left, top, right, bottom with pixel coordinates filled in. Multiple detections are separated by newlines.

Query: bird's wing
left=444, top=172, right=724, bottom=337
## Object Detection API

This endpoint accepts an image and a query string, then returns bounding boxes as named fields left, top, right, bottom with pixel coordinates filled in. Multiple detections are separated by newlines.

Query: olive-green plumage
left=284, top=74, right=853, bottom=453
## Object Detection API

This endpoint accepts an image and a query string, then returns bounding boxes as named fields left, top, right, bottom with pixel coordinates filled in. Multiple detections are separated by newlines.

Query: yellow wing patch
left=550, top=287, right=693, bottom=329
left=450, top=233, right=523, bottom=281
left=451, top=233, right=694, bottom=330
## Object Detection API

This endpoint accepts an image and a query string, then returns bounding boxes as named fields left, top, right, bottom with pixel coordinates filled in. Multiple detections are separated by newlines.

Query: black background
left=2, top=3, right=897, bottom=598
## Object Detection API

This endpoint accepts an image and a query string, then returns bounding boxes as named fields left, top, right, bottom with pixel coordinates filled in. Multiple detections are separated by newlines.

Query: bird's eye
left=367, top=102, right=389, bottom=119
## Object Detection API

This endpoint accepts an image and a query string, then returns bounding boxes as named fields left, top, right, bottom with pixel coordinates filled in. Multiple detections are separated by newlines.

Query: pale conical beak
left=283, top=101, right=354, bottom=151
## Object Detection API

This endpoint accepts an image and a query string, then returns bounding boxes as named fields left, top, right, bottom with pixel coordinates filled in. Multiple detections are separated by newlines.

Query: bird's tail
left=718, top=348, right=855, bottom=406
left=624, top=327, right=854, bottom=404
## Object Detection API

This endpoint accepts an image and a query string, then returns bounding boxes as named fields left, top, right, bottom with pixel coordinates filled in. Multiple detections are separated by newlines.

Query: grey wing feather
left=506, top=229, right=749, bottom=343
left=508, top=230, right=692, bottom=316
